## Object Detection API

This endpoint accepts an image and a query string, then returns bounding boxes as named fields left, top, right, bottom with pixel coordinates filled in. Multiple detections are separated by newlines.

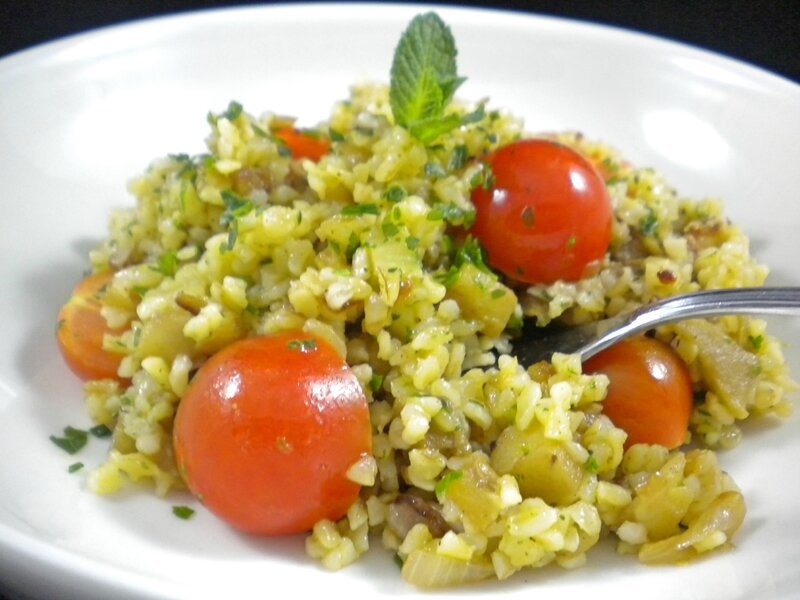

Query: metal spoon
left=513, top=287, right=800, bottom=365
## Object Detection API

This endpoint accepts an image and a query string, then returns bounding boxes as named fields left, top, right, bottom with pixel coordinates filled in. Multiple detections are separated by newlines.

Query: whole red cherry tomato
left=584, top=336, right=694, bottom=449
left=173, top=331, right=372, bottom=535
left=471, top=139, right=612, bottom=284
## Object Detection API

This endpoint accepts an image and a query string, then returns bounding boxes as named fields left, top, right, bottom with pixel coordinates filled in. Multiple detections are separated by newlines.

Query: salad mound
left=55, top=12, right=795, bottom=588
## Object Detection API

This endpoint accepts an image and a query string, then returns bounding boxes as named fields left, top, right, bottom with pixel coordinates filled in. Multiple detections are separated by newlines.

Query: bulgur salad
left=53, top=12, right=796, bottom=588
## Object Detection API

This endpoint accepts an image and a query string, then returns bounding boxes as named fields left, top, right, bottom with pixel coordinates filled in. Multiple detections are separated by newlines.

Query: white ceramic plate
left=1, top=4, right=798, bottom=599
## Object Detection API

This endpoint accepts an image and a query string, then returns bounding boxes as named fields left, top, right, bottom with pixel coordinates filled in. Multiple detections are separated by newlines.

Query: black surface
left=1, top=0, right=799, bottom=83
left=0, top=1, right=798, bottom=599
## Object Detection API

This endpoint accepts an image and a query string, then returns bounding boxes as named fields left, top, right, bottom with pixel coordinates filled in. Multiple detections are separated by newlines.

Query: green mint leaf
left=390, top=12, right=464, bottom=141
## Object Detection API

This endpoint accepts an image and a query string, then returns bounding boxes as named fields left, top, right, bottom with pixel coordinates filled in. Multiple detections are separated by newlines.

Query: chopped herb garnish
left=439, top=235, right=493, bottom=287
left=220, top=190, right=255, bottom=226
left=153, top=250, right=178, bottom=277
left=584, top=455, right=600, bottom=474
left=287, top=339, right=318, bottom=352
left=90, top=424, right=113, bottom=438
left=424, top=162, right=447, bottom=179
left=566, top=235, right=577, bottom=250
left=369, top=373, right=386, bottom=393
left=521, top=205, right=536, bottom=228
left=490, top=288, right=506, bottom=299
left=382, top=220, right=400, bottom=238
left=345, top=232, right=361, bottom=262
left=383, top=185, right=407, bottom=203
left=224, top=101, right=243, bottom=121
left=749, top=334, right=764, bottom=352
left=427, top=202, right=475, bottom=228
left=207, top=100, right=244, bottom=125
left=405, top=236, right=421, bottom=250
left=329, top=128, right=345, bottom=143
left=50, top=426, right=89, bottom=455
left=640, top=211, right=659, bottom=237
left=172, top=505, right=196, bottom=520
left=68, top=462, right=84, bottom=473
left=482, top=165, right=496, bottom=190
left=434, top=469, right=463, bottom=500
left=448, top=144, right=469, bottom=171
left=341, top=204, right=380, bottom=216
left=276, top=144, right=293, bottom=158
left=226, top=220, right=239, bottom=251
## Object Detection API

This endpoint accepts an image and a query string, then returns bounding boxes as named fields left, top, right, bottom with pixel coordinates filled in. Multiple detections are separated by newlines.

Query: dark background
left=2, top=0, right=800, bottom=83
left=0, top=1, right=797, bottom=599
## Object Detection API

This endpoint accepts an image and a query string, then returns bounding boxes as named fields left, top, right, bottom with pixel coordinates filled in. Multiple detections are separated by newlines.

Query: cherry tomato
left=274, top=127, right=331, bottom=161
left=173, top=331, right=372, bottom=535
left=57, top=271, right=127, bottom=382
left=584, top=336, right=694, bottom=449
left=471, top=139, right=612, bottom=284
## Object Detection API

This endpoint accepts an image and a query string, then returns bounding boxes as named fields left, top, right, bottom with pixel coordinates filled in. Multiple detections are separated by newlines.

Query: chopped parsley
left=448, top=144, right=469, bottom=171
left=153, top=250, right=178, bottom=277
left=584, top=455, right=600, bottom=474
left=172, top=505, right=196, bottom=520
left=220, top=190, right=255, bottom=226
left=90, top=424, right=113, bottom=438
left=639, top=210, right=659, bottom=237
left=68, top=462, right=84, bottom=473
left=50, top=426, right=89, bottom=455
left=341, top=203, right=380, bottom=216
left=748, top=334, right=764, bottom=352
left=383, top=185, right=407, bottom=203
left=382, top=220, right=400, bottom=238
left=434, top=469, right=463, bottom=500
left=207, top=100, right=244, bottom=125
left=424, top=162, right=447, bottom=179
left=521, top=205, right=536, bottom=228
left=369, top=373, right=386, bottom=393
left=287, top=338, right=318, bottom=352
left=427, top=202, right=475, bottom=228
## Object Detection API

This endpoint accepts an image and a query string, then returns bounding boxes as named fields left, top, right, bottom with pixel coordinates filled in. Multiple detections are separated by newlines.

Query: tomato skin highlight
left=173, top=331, right=371, bottom=536
left=471, top=139, right=612, bottom=284
left=584, top=336, right=694, bottom=449
left=274, top=127, right=331, bottom=161
left=57, top=271, right=127, bottom=382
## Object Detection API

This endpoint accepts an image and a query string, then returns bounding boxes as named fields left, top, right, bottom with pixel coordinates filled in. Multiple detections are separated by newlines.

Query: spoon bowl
left=513, top=287, right=800, bottom=365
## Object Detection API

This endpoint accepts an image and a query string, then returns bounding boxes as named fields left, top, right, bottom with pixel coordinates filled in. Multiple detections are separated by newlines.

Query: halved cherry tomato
left=471, top=139, right=612, bottom=284
left=584, top=336, right=694, bottom=449
left=274, top=127, right=331, bottom=161
left=173, top=331, right=372, bottom=535
left=57, top=271, right=126, bottom=382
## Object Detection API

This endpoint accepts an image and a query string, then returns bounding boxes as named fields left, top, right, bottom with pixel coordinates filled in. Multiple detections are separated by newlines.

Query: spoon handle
left=514, top=287, right=800, bottom=365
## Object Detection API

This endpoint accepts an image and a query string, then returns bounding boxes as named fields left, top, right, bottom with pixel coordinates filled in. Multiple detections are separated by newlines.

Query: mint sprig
left=390, top=13, right=471, bottom=144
